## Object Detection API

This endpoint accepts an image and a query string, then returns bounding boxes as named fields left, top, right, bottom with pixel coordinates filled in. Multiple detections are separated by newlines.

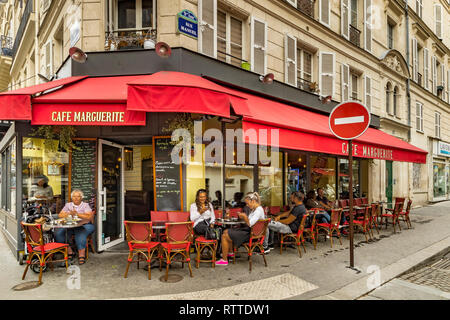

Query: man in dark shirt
left=263, top=192, right=307, bottom=250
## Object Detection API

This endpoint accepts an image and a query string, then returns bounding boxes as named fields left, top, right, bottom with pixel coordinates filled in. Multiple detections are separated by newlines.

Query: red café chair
left=168, top=211, right=190, bottom=222
left=214, top=209, right=223, bottom=219
left=280, top=214, right=309, bottom=257
left=232, top=219, right=270, bottom=272
left=160, top=221, right=194, bottom=281
left=150, top=211, right=168, bottom=241
left=381, top=202, right=402, bottom=232
left=228, top=208, right=242, bottom=218
left=303, top=209, right=319, bottom=250
left=317, top=208, right=343, bottom=248
left=369, top=203, right=381, bottom=235
left=398, top=199, right=413, bottom=229
left=123, top=221, right=161, bottom=280
left=21, top=222, right=69, bottom=285
left=361, top=198, right=369, bottom=205
left=338, top=199, right=348, bottom=209
left=353, top=206, right=373, bottom=242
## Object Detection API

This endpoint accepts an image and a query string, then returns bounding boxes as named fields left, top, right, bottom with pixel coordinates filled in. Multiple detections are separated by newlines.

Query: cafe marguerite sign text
left=51, top=111, right=125, bottom=123
left=342, top=142, right=394, bottom=160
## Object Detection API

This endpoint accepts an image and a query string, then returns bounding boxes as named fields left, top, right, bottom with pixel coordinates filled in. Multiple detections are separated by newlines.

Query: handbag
left=204, top=219, right=217, bottom=240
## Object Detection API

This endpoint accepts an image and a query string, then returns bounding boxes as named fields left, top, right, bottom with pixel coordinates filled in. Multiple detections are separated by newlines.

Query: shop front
left=432, top=141, right=450, bottom=202
left=0, top=53, right=428, bottom=259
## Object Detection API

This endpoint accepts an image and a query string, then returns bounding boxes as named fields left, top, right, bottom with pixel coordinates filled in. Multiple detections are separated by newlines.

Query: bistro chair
left=228, top=208, right=242, bottom=218
left=160, top=221, right=194, bottom=281
left=150, top=211, right=168, bottom=241
left=214, top=209, right=223, bottom=219
left=338, top=199, right=348, bottom=209
left=385, top=197, right=405, bottom=213
left=167, top=211, right=190, bottom=222
left=123, top=221, right=161, bottom=280
left=398, top=199, right=413, bottom=229
left=232, top=218, right=270, bottom=272
left=21, top=222, right=69, bottom=285
left=361, top=198, right=369, bottom=205
left=279, top=214, right=309, bottom=257
left=302, top=209, right=319, bottom=250
left=369, top=203, right=380, bottom=235
left=317, top=208, right=343, bottom=248
left=353, top=206, right=373, bottom=242
left=381, top=202, right=402, bottom=233
left=85, top=211, right=96, bottom=260
left=194, top=235, right=218, bottom=268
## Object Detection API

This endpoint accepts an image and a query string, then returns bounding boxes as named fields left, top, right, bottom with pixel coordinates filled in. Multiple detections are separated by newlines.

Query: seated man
left=263, top=191, right=307, bottom=252
left=305, top=190, right=331, bottom=224
left=316, top=187, right=332, bottom=212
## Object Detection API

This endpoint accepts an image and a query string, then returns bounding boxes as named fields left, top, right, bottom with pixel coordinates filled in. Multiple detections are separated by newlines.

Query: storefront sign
left=31, top=104, right=146, bottom=126
left=177, top=10, right=198, bottom=39
left=341, top=142, right=394, bottom=160
left=438, top=141, right=450, bottom=157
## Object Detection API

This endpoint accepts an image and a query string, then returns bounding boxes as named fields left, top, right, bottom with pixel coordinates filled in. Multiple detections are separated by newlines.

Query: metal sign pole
left=349, top=140, right=354, bottom=268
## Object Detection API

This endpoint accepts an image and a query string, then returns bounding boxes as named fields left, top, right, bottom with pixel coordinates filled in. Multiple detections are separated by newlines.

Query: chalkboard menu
left=153, top=137, right=183, bottom=211
left=70, top=140, right=97, bottom=211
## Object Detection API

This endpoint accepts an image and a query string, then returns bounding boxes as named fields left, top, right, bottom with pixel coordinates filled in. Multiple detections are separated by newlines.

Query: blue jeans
left=316, top=213, right=331, bottom=223
left=54, top=223, right=95, bottom=251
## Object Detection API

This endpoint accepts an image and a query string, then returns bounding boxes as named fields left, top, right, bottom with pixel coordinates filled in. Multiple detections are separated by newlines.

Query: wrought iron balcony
left=349, top=25, right=361, bottom=48
left=297, top=0, right=315, bottom=18
left=12, top=0, right=33, bottom=58
left=0, top=36, right=13, bottom=57
left=104, top=29, right=157, bottom=51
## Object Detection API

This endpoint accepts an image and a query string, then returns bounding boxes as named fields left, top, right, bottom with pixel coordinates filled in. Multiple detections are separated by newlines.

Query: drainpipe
left=405, top=0, right=411, bottom=142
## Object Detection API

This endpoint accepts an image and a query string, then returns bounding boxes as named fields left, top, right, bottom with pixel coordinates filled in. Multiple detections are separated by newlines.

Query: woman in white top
left=216, top=192, right=265, bottom=266
left=190, top=189, right=215, bottom=236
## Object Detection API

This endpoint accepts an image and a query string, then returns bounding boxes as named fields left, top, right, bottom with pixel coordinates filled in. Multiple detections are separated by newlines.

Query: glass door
left=97, top=140, right=124, bottom=251
left=385, top=161, right=393, bottom=208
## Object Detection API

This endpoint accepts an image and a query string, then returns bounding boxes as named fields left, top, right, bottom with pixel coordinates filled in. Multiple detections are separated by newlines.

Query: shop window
left=258, top=148, right=283, bottom=207
left=310, top=156, right=336, bottom=201
left=0, top=139, right=15, bottom=215
left=22, top=137, right=69, bottom=215
left=339, top=158, right=359, bottom=199
left=433, top=162, right=446, bottom=198
left=287, top=151, right=307, bottom=198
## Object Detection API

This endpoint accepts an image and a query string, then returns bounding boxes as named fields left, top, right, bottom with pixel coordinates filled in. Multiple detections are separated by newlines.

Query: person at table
left=190, top=189, right=215, bottom=236
left=263, top=191, right=308, bottom=250
left=305, top=190, right=331, bottom=223
left=216, top=192, right=265, bottom=266
left=29, top=175, right=54, bottom=200
left=54, top=189, right=94, bottom=265
left=316, top=187, right=332, bottom=211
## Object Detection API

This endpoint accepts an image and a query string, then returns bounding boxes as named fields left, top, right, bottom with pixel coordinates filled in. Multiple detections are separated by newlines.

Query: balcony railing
left=349, top=25, right=361, bottom=48
left=0, top=36, right=13, bottom=57
left=297, top=0, right=315, bottom=18
left=105, top=29, right=157, bottom=51
left=12, top=0, right=33, bottom=59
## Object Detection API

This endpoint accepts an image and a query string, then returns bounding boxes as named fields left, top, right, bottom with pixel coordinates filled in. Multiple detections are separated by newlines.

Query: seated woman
left=216, top=192, right=266, bottom=266
left=29, top=175, right=54, bottom=199
left=54, top=189, right=95, bottom=265
left=305, top=190, right=331, bottom=224
left=190, top=189, right=215, bottom=236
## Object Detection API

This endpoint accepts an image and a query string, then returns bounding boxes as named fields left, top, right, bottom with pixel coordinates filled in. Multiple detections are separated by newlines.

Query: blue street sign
left=177, top=10, right=198, bottom=39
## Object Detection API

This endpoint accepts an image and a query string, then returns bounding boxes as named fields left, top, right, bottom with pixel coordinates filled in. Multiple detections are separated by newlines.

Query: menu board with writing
left=153, top=137, right=183, bottom=211
left=70, top=140, right=97, bottom=211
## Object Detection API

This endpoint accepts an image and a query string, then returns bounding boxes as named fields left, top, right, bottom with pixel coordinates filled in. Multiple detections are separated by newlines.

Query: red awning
left=230, top=90, right=427, bottom=163
left=0, top=76, right=88, bottom=120
left=126, top=71, right=249, bottom=117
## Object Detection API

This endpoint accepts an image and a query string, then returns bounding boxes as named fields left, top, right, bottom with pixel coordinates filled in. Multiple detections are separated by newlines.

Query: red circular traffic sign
left=329, top=102, right=371, bottom=140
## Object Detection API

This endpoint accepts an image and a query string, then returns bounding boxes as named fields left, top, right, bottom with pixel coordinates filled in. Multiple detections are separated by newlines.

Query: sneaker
left=262, top=246, right=271, bottom=254
left=215, top=259, right=228, bottom=266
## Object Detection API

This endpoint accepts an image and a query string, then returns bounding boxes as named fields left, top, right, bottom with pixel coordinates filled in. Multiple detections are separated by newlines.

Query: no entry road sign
left=329, top=102, right=371, bottom=140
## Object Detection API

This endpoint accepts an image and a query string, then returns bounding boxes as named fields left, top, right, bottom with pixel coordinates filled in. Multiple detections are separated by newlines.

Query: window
left=217, top=11, right=243, bottom=67
left=297, top=47, right=313, bottom=91
left=351, top=0, right=358, bottom=26
left=44, top=40, right=53, bottom=79
left=448, top=70, right=450, bottom=104
left=319, top=0, right=330, bottom=26
left=432, top=56, right=437, bottom=94
left=387, top=23, right=394, bottom=49
left=116, top=0, right=156, bottom=30
left=439, top=64, right=445, bottom=101
left=412, top=38, right=418, bottom=82
left=364, top=0, right=372, bottom=52
left=311, top=156, right=337, bottom=201
left=258, top=150, right=283, bottom=207
left=1, top=139, right=16, bottom=216
left=251, top=17, right=267, bottom=75
left=320, top=52, right=335, bottom=98
left=423, top=48, right=429, bottom=90
left=341, top=63, right=350, bottom=101
left=393, top=86, right=398, bottom=117
left=434, top=4, right=443, bottom=39
left=364, top=75, right=372, bottom=111
left=415, top=102, right=423, bottom=132
left=339, top=159, right=360, bottom=199
left=199, top=0, right=217, bottom=58
left=416, top=0, right=423, bottom=18
left=386, top=82, right=392, bottom=114
left=341, top=0, right=350, bottom=39
left=285, top=34, right=297, bottom=86
left=435, top=112, right=441, bottom=138
left=351, top=73, right=359, bottom=101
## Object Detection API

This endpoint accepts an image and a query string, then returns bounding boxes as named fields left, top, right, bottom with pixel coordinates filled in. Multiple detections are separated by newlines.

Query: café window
left=258, top=148, right=283, bottom=207
left=310, top=155, right=336, bottom=201
left=22, top=137, right=69, bottom=215
left=339, top=158, right=359, bottom=199
left=0, top=139, right=16, bottom=215
left=114, top=0, right=156, bottom=30
left=287, top=151, right=307, bottom=197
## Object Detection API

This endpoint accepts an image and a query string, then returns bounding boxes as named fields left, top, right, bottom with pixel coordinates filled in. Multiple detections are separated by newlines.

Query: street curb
left=313, top=236, right=450, bottom=300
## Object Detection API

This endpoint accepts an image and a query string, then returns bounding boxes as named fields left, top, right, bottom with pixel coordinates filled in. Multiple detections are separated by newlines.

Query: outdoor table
left=214, top=218, right=247, bottom=228
left=151, top=221, right=167, bottom=242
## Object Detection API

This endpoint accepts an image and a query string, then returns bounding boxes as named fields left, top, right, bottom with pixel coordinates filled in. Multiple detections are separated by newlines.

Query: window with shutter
left=285, top=34, right=297, bottom=86
left=441, top=65, right=445, bottom=100
left=351, top=0, right=358, bottom=26
left=320, top=0, right=330, bottom=26
left=251, top=17, right=267, bottom=75
left=432, top=56, right=437, bottom=95
left=217, top=10, right=227, bottom=62
left=435, top=4, right=442, bottom=39
left=364, top=75, right=371, bottom=111
left=416, top=0, right=423, bottom=18
left=435, top=112, right=440, bottom=138
left=364, top=0, right=372, bottom=52
left=351, top=73, right=359, bottom=101
left=386, top=82, right=392, bottom=114
left=447, top=70, right=450, bottom=104
left=229, top=16, right=243, bottom=67
left=424, top=48, right=429, bottom=90
left=115, top=0, right=156, bottom=31
left=45, top=41, right=53, bottom=79
left=199, top=0, right=217, bottom=58
left=341, top=64, right=350, bottom=102
left=416, top=102, right=423, bottom=132
left=393, top=86, right=398, bottom=117
left=297, top=48, right=313, bottom=91
left=320, top=52, right=335, bottom=97
left=412, top=38, right=418, bottom=82
left=341, top=0, right=350, bottom=39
